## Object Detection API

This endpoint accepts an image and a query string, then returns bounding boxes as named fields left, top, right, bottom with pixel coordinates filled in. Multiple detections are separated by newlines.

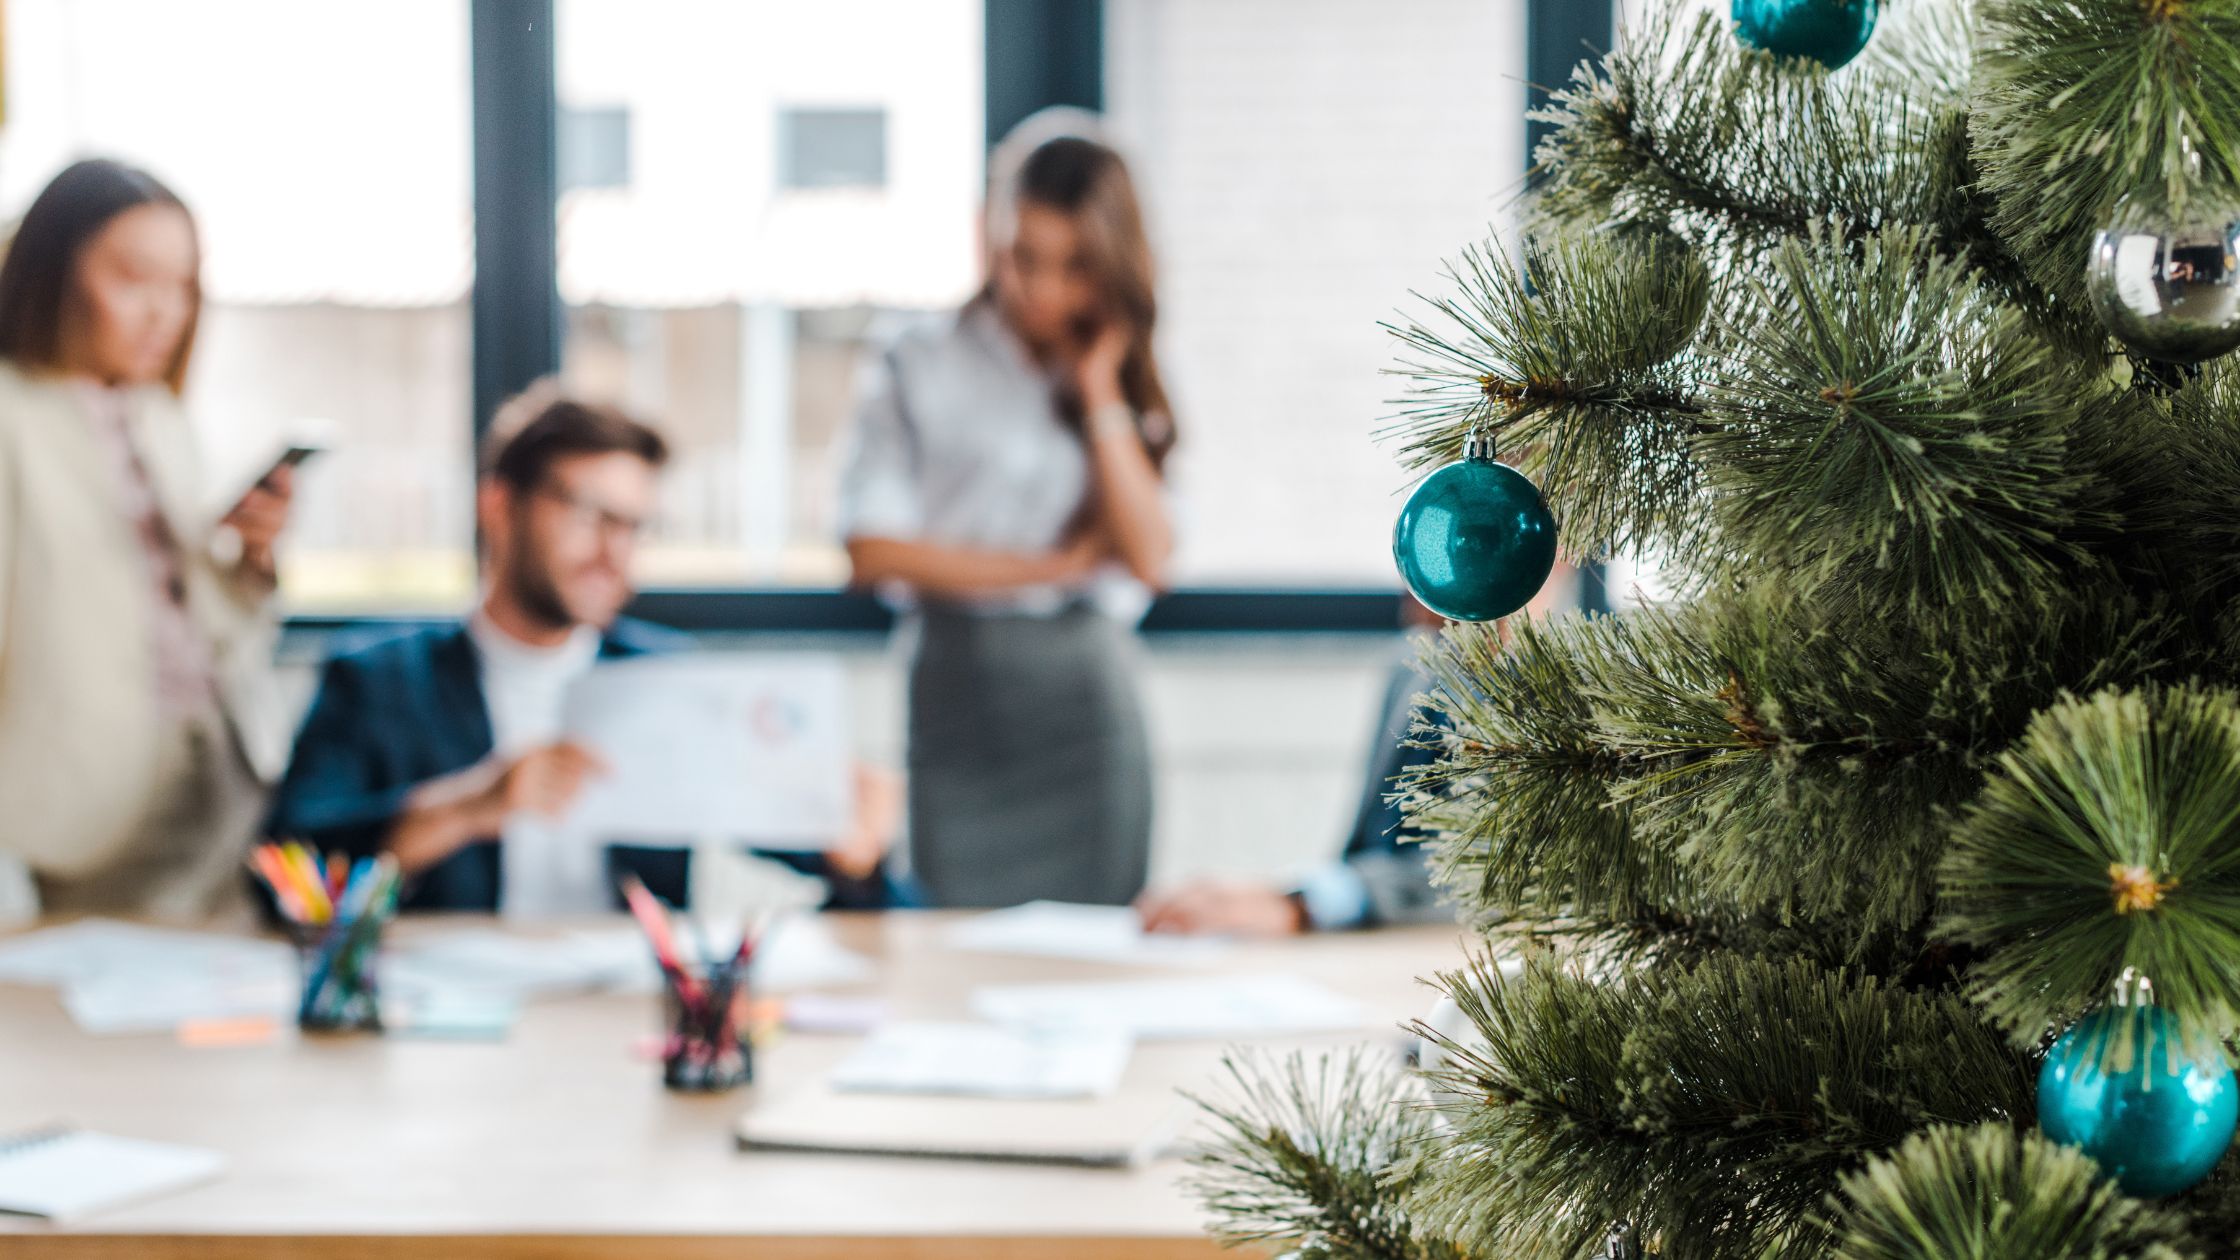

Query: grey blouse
left=837, top=300, right=1155, bottom=620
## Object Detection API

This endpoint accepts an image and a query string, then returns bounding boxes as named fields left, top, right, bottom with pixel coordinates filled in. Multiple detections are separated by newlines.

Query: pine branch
left=1383, top=228, right=1717, bottom=565
left=2081, top=361, right=2240, bottom=654
left=1403, top=583, right=2176, bottom=942
left=1698, top=225, right=2110, bottom=618
left=1527, top=8, right=2048, bottom=308
left=1850, top=0, right=1978, bottom=95
left=1401, top=615, right=1708, bottom=928
left=1821, top=1123, right=2200, bottom=1260
left=1940, top=684, right=2240, bottom=1044
left=1972, top=0, right=2240, bottom=315
left=2163, top=1151, right=2240, bottom=1244
left=1185, top=1049, right=1468, bottom=1260
left=1604, top=583, right=2184, bottom=934
left=1402, top=956, right=2037, bottom=1260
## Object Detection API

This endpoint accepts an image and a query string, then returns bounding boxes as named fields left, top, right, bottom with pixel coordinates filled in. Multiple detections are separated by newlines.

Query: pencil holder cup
left=291, top=919, right=385, bottom=1034
left=660, top=969, right=753, bottom=1093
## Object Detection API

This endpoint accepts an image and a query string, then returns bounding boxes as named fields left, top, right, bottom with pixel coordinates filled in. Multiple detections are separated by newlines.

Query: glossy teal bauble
left=2038, top=993, right=2238, bottom=1198
left=1732, top=0, right=1878, bottom=69
left=1393, top=439, right=1557, bottom=622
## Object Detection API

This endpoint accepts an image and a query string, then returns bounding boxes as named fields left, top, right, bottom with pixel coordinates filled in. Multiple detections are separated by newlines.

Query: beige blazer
left=0, top=360, right=286, bottom=885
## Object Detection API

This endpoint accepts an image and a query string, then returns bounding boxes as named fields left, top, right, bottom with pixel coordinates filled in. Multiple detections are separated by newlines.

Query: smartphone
left=243, top=443, right=322, bottom=496
left=215, top=439, right=326, bottom=522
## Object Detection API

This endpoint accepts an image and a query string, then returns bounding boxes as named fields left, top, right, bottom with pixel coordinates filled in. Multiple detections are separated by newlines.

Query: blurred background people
left=268, top=387, right=903, bottom=914
left=841, top=112, right=1177, bottom=908
left=0, top=158, right=294, bottom=925
left=1136, top=598, right=1452, bottom=935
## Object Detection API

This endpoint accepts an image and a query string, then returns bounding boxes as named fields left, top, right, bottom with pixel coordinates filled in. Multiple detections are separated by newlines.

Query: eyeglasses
left=532, top=482, right=652, bottom=541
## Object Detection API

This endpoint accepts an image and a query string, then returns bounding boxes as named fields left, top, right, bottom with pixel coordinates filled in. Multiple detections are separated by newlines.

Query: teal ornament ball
left=1393, top=437, right=1557, bottom=622
left=1732, top=0, right=1878, bottom=69
left=2038, top=994, right=2238, bottom=1198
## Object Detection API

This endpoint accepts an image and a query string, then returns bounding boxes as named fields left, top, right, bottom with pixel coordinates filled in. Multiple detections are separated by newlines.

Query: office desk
left=0, top=912, right=1467, bottom=1258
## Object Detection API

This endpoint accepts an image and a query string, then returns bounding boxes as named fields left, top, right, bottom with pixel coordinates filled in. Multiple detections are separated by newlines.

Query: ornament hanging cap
left=1464, top=423, right=1496, bottom=463
left=2113, top=966, right=2156, bottom=1008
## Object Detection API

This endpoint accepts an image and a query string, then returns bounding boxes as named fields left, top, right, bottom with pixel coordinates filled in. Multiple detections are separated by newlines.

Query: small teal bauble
left=2038, top=974, right=2238, bottom=1198
left=1732, top=0, right=1879, bottom=69
left=1393, top=434, right=1557, bottom=622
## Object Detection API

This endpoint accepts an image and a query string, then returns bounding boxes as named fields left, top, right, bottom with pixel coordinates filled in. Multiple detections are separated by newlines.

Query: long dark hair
left=989, top=129, right=1179, bottom=473
left=0, top=158, right=201, bottom=394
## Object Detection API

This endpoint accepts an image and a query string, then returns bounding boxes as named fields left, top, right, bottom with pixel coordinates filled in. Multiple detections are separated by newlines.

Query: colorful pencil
left=618, top=874, right=704, bottom=1008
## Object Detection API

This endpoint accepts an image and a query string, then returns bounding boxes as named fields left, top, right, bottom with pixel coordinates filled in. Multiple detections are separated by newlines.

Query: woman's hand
left=846, top=534, right=1108, bottom=599
left=221, top=464, right=296, bottom=582
left=1073, top=319, right=1132, bottom=413
left=1066, top=321, right=1175, bottom=589
left=1047, top=530, right=1109, bottom=583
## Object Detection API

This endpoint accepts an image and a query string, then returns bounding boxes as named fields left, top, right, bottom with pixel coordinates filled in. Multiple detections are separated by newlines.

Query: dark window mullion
left=469, top=0, right=562, bottom=444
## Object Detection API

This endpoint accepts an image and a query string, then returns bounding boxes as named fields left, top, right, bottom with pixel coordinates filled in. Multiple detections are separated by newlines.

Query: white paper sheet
left=0, top=914, right=873, bottom=1033
left=386, top=914, right=874, bottom=1002
left=561, top=654, right=852, bottom=849
left=944, top=900, right=1230, bottom=968
left=0, top=920, right=289, bottom=988
left=499, top=814, right=613, bottom=920
left=784, top=993, right=889, bottom=1034
left=0, top=1130, right=225, bottom=1221
left=61, top=969, right=294, bottom=1036
left=0, top=920, right=296, bottom=1034
left=970, top=973, right=1371, bottom=1041
left=742, top=915, right=878, bottom=992
left=383, top=928, right=649, bottom=1001
left=828, top=1022, right=1133, bottom=1099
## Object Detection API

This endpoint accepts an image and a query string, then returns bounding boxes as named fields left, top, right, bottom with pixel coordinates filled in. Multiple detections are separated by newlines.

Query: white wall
left=1105, top=0, right=1529, bottom=585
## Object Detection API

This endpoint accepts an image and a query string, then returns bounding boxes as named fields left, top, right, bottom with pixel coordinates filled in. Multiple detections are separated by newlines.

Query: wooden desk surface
left=0, top=911, right=1466, bottom=1259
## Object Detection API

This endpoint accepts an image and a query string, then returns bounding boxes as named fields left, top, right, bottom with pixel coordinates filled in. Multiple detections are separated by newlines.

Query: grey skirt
left=907, top=602, right=1152, bottom=908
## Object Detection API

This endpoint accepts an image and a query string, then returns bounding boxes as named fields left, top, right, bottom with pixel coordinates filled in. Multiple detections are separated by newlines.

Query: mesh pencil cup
left=659, top=966, right=752, bottom=1093
left=291, top=917, right=385, bottom=1034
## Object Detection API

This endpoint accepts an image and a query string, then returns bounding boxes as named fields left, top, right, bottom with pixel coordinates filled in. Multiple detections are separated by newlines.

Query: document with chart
left=559, top=654, right=853, bottom=851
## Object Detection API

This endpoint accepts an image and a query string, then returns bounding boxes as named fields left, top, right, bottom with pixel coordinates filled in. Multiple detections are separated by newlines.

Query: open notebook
left=0, top=1129, right=224, bottom=1221
left=736, top=1087, right=1186, bottom=1168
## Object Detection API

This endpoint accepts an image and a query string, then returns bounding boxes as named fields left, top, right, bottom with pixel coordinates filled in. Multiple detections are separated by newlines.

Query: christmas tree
left=1188, top=2, right=2240, bottom=1256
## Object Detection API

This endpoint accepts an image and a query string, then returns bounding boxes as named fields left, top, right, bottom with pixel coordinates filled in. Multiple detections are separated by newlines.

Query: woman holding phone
left=0, top=159, right=293, bottom=923
left=840, top=113, right=1177, bottom=907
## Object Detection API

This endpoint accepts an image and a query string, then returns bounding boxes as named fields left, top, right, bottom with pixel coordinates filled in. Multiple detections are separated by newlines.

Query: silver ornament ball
left=2087, top=189, right=2240, bottom=365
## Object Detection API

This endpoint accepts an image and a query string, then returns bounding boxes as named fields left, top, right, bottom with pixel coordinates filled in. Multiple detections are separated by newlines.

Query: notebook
left=735, top=1087, right=1184, bottom=1168
left=0, top=1128, right=225, bottom=1221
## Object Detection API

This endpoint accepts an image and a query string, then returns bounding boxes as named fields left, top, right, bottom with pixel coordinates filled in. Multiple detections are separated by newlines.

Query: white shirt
left=468, top=612, right=600, bottom=754
left=470, top=612, right=602, bottom=919
left=836, top=300, right=1155, bottom=620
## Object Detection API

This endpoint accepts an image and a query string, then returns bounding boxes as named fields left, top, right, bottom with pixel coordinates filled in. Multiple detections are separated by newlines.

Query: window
left=0, top=0, right=477, bottom=613
left=3, top=1, right=1545, bottom=620
left=1105, top=0, right=1528, bottom=585
left=555, top=0, right=982, bottom=590
left=561, top=105, right=633, bottom=192
left=779, top=107, right=889, bottom=191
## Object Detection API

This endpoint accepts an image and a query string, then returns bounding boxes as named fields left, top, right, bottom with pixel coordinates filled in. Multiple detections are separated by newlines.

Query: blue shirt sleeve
left=1295, top=861, right=1374, bottom=932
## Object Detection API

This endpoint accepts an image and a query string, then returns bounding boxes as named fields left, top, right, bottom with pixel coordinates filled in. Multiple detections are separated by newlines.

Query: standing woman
left=840, top=115, right=1177, bottom=908
left=0, top=159, right=293, bottom=923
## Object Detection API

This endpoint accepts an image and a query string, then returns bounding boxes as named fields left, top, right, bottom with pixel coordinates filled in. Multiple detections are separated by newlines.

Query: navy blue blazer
left=265, top=618, right=898, bottom=913
left=1330, top=657, right=1449, bottom=926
